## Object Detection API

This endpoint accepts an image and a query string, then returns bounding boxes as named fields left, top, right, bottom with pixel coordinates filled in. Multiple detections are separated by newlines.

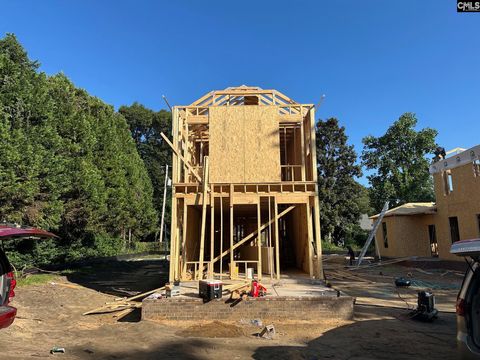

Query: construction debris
left=82, top=286, right=165, bottom=316
left=259, top=324, right=276, bottom=339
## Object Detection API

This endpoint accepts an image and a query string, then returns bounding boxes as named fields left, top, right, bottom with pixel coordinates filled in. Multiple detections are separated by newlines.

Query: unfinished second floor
left=430, top=144, right=480, bottom=213
left=170, top=86, right=319, bottom=197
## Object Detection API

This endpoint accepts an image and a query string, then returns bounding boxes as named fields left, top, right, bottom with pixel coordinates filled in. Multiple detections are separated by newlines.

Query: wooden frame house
left=167, top=86, right=323, bottom=282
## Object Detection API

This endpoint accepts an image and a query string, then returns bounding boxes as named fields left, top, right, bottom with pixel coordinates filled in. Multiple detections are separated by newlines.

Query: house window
left=382, top=222, right=388, bottom=248
left=477, top=214, right=480, bottom=237
left=443, top=171, right=453, bottom=195
left=428, top=225, right=438, bottom=257
left=448, top=173, right=454, bottom=192
left=474, top=160, right=480, bottom=177
left=449, top=216, right=460, bottom=243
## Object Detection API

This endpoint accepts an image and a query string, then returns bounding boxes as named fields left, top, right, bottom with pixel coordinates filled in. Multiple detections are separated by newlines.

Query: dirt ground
left=0, top=255, right=464, bottom=359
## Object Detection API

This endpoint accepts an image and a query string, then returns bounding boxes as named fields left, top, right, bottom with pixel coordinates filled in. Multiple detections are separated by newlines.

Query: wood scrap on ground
left=83, top=286, right=165, bottom=317
left=325, top=268, right=372, bottom=283
left=347, top=256, right=416, bottom=271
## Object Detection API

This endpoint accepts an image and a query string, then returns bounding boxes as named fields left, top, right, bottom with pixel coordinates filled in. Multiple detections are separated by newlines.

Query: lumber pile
left=83, top=286, right=165, bottom=317
left=223, top=281, right=251, bottom=299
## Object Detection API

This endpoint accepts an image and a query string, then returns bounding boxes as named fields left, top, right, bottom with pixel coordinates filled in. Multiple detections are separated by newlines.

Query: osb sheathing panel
left=209, top=106, right=280, bottom=183
left=185, top=206, right=201, bottom=262
left=375, top=215, right=434, bottom=258
left=374, top=163, right=480, bottom=262
left=290, top=206, right=309, bottom=273
left=432, top=163, right=480, bottom=260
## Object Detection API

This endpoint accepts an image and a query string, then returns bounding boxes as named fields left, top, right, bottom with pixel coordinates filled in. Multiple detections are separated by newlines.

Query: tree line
left=316, top=113, right=437, bottom=247
left=0, top=34, right=169, bottom=266
left=0, top=33, right=438, bottom=265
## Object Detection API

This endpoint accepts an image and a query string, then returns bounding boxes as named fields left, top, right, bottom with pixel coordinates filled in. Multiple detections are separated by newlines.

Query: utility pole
left=159, top=164, right=169, bottom=244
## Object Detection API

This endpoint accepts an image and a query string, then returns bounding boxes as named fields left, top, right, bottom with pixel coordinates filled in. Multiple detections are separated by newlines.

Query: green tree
left=316, top=118, right=363, bottom=244
left=118, top=103, right=171, bottom=237
left=0, top=34, right=158, bottom=266
left=361, top=112, right=437, bottom=213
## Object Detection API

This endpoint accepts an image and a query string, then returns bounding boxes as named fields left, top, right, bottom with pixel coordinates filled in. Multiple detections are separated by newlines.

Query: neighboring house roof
left=359, top=214, right=372, bottom=230
left=369, top=202, right=436, bottom=219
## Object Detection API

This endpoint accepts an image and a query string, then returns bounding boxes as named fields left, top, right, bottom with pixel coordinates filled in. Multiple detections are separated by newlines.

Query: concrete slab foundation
left=141, top=279, right=354, bottom=322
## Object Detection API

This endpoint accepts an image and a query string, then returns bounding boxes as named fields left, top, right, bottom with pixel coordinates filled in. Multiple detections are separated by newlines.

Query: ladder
left=356, top=201, right=389, bottom=267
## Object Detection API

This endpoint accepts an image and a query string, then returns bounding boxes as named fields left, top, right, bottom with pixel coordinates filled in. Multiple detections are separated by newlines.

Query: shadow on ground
left=66, top=257, right=169, bottom=298
left=65, top=305, right=459, bottom=360
left=251, top=305, right=458, bottom=360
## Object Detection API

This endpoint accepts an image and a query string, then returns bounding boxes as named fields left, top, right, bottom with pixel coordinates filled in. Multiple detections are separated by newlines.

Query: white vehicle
left=451, top=238, right=480, bottom=358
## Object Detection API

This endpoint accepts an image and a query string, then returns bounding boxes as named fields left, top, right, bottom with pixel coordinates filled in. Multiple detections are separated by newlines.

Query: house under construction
left=166, top=86, right=323, bottom=282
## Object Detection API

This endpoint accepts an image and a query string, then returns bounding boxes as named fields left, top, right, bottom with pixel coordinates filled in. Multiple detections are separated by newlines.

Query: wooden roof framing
left=188, top=85, right=299, bottom=107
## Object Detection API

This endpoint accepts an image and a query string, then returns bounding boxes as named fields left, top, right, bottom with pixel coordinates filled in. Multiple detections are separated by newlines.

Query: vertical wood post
left=181, top=200, right=188, bottom=279
left=274, top=197, right=280, bottom=280
left=169, top=198, right=177, bottom=282
left=257, top=198, right=262, bottom=280
left=210, top=190, right=215, bottom=278
left=198, top=157, right=209, bottom=280
left=230, top=184, right=234, bottom=278
left=268, top=196, right=273, bottom=279
left=300, top=118, right=306, bottom=181
left=220, top=192, right=224, bottom=278
left=306, top=202, right=314, bottom=278
left=313, top=195, right=324, bottom=279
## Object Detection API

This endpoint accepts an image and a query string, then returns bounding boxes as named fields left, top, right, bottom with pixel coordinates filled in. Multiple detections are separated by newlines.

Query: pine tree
left=316, top=118, right=363, bottom=244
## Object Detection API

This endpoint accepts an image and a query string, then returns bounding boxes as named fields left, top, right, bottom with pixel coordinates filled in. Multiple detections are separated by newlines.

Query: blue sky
left=1, top=1, right=478, bottom=184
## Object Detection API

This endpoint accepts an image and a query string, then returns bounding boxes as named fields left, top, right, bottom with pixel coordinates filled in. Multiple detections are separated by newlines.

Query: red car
left=0, top=225, right=57, bottom=329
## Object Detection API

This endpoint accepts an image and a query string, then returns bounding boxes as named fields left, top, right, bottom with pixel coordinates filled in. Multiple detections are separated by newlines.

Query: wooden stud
left=181, top=199, right=188, bottom=279
left=220, top=194, right=224, bottom=278
left=274, top=197, right=280, bottom=280
left=230, top=184, right=234, bottom=278
left=268, top=196, right=273, bottom=278
left=306, top=202, right=314, bottom=278
left=175, top=206, right=181, bottom=280
left=313, top=195, right=324, bottom=279
left=210, top=189, right=215, bottom=278
left=198, top=157, right=209, bottom=280
left=169, top=197, right=177, bottom=281
left=300, top=118, right=306, bottom=181
left=309, top=108, right=318, bottom=182
left=257, top=198, right=262, bottom=280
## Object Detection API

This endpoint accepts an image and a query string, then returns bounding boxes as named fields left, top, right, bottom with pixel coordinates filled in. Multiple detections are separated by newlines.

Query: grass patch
left=321, top=241, right=345, bottom=252
left=16, top=274, right=59, bottom=287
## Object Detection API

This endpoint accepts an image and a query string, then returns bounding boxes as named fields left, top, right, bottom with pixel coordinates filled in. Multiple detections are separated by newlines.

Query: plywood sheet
left=209, top=106, right=280, bottom=183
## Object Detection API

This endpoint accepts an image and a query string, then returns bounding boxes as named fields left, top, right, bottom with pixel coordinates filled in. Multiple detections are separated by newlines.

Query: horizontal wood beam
left=186, top=115, right=209, bottom=125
